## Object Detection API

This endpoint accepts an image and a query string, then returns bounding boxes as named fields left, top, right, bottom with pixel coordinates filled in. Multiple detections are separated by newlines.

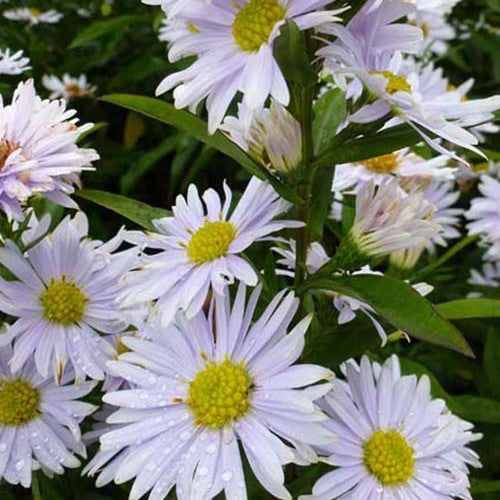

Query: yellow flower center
left=363, top=430, right=415, bottom=485
left=187, top=220, right=237, bottom=265
left=64, top=83, right=89, bottom=98
left=29, top=7, right=42, bottom=17
left=360, top=153, right=400, bottom=174
left=232, top=0, right=286, bottom=52
left=187, top=357, right=253, bottom=429
left=370, top=71, right=411, bottom=94
left=40, top=279, right=87, bottom=325
left=0, top=379, right=40, bottom=426
left=0, top=139, right=19, bottom=171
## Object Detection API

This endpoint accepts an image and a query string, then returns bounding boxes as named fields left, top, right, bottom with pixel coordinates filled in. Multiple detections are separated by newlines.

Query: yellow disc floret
left=363, top=430, right=415, bottom=485
left=40, top=279, right=87, bottom=325
left=187, top=357, right=253, bottom=429
left=370, top=70, right=411, bottom=94
left=360, top=153, right=400, bottom=174
left=232, top=0, right=286, bottom=52
left=0, top=379, right=40, bottom=426
left=187, top=220, right=237, bottom=265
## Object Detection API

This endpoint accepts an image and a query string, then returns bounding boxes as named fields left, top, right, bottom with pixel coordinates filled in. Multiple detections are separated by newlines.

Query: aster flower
left=390, top=179, right=463, bottom=269
left=0, top=344, right=96, bottom=487
left=0, top=212, right=139, bottom=382
left=221, top=100, right=302, bottom=174
left=469, top=261, right=500, bottom=289
left=466, top=174, right=500, bottom=261
left=332, top=148, right=454, bottom=192
left=343, top=179, right=438, bottom=261
left=318, top=0, right=500, bottom=159
left=42, top=74, right=96, bottom=101
left=0, top=49, right=30, bottom=75
left=0, top=79, right=99, bottom=220
left=85, top=283, right=334, bottom=500
left=301, top=355, right=482, bottom=500
left=151, top=0, right=345, bottom=132
left=121, top=177, right=303, bottom=326
left=273, top=241, right=433, bottom=344
left=3, top=7, right=63, bottom=25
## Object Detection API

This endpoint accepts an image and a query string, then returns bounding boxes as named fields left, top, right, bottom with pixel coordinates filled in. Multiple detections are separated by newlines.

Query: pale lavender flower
left=301, top=356, right=481, bottom=500
left=0, top=212, right=138, bottom=382
left=85, top=283, right=334, bottom=500
left=121, top=177, right=303, bottom=327
left=0, top=49, right=30, bottom=75
left=0, top=344, right=96, bottom=487
left=151, top=0, right=345, bottom=132
left=0, top=79, right=99, bottom=220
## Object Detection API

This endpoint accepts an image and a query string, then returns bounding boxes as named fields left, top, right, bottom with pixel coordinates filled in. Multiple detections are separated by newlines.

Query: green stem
left=32, top=472, right=42, bottom=500
left=294, top=82, right=315, bottom=289
left=410, top=235, right=480, bottom=282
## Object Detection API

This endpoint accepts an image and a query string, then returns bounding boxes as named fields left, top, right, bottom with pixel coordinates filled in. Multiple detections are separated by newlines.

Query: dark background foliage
left=0, top=0, right=499, bottom=498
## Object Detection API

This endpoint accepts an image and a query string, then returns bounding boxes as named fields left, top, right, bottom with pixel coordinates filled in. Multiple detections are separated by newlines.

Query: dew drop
left=221, top=470, right=233, bottom=482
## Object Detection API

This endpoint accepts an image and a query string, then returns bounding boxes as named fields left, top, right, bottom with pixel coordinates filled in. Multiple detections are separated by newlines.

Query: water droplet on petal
left=221, top=470, right=233, bottom=482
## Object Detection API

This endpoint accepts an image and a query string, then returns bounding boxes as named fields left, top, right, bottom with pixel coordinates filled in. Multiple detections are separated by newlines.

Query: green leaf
left=76, top=189, right=170, bottom=231
left=273, top=20, right=315, bottom=87
left=471, top=478, right=500, bottom=495
left=70, top=15, right=143, bottom=49
left=314, top=123, right=421, bottom=168
left=308, top=165, right=334, bottom=241
left=453, top=395, right=500, bottom=424
left=313, top=88, right=346, bottom=156
left=100, top=94, right=301, bottom=203
left=302, top=274, right=474, bottom=356
left=436, top=298, right=500, bottom=319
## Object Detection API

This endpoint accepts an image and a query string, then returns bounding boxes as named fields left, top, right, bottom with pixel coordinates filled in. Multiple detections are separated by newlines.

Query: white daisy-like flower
left=151, top=0, right=345, bottom=132
left=3, top=7, right=63, bottom=25
left=0, top=49, right=30, bottom=75
left=42, top=74, right=96, bottom=101
left=143, top=0, right=186, bottom=17
left=469, top=261, right=500, bottom=288
left=221, top=99, right=302, bottom=174
left=0, top=344, right=96, bottom=487
left=332, top=148, right=455, bottom=192
left=0, top=212, right=139, bottom=382
left=301, top=355, right=482, bottom=500
left=0, top=79, right=99, bottom=220
left=273, top=241, right=433, bottom=345
left=346, top=179, right=438, bottom=260
left=121, top=177, right=303, bottom=326
left=85, top=283, right=334, bottom=500
left=390, top=179, right=463, bottom=269
left=318, top=0, right=500, bottom=159
left=466, top=174, right=500, bottom=261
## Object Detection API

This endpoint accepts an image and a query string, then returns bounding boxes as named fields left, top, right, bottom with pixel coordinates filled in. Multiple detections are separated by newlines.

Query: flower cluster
left=0, top=0, right=496, bottom=497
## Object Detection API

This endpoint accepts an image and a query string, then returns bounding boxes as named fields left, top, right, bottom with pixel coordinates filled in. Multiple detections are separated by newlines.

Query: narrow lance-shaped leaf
left=436, top=298, right=500, bottom=319
left=76, top=189, right=171, bottom=231
left=313, top=123, right=421, bottom=168
left=301, top=274, right=474, bottom=356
